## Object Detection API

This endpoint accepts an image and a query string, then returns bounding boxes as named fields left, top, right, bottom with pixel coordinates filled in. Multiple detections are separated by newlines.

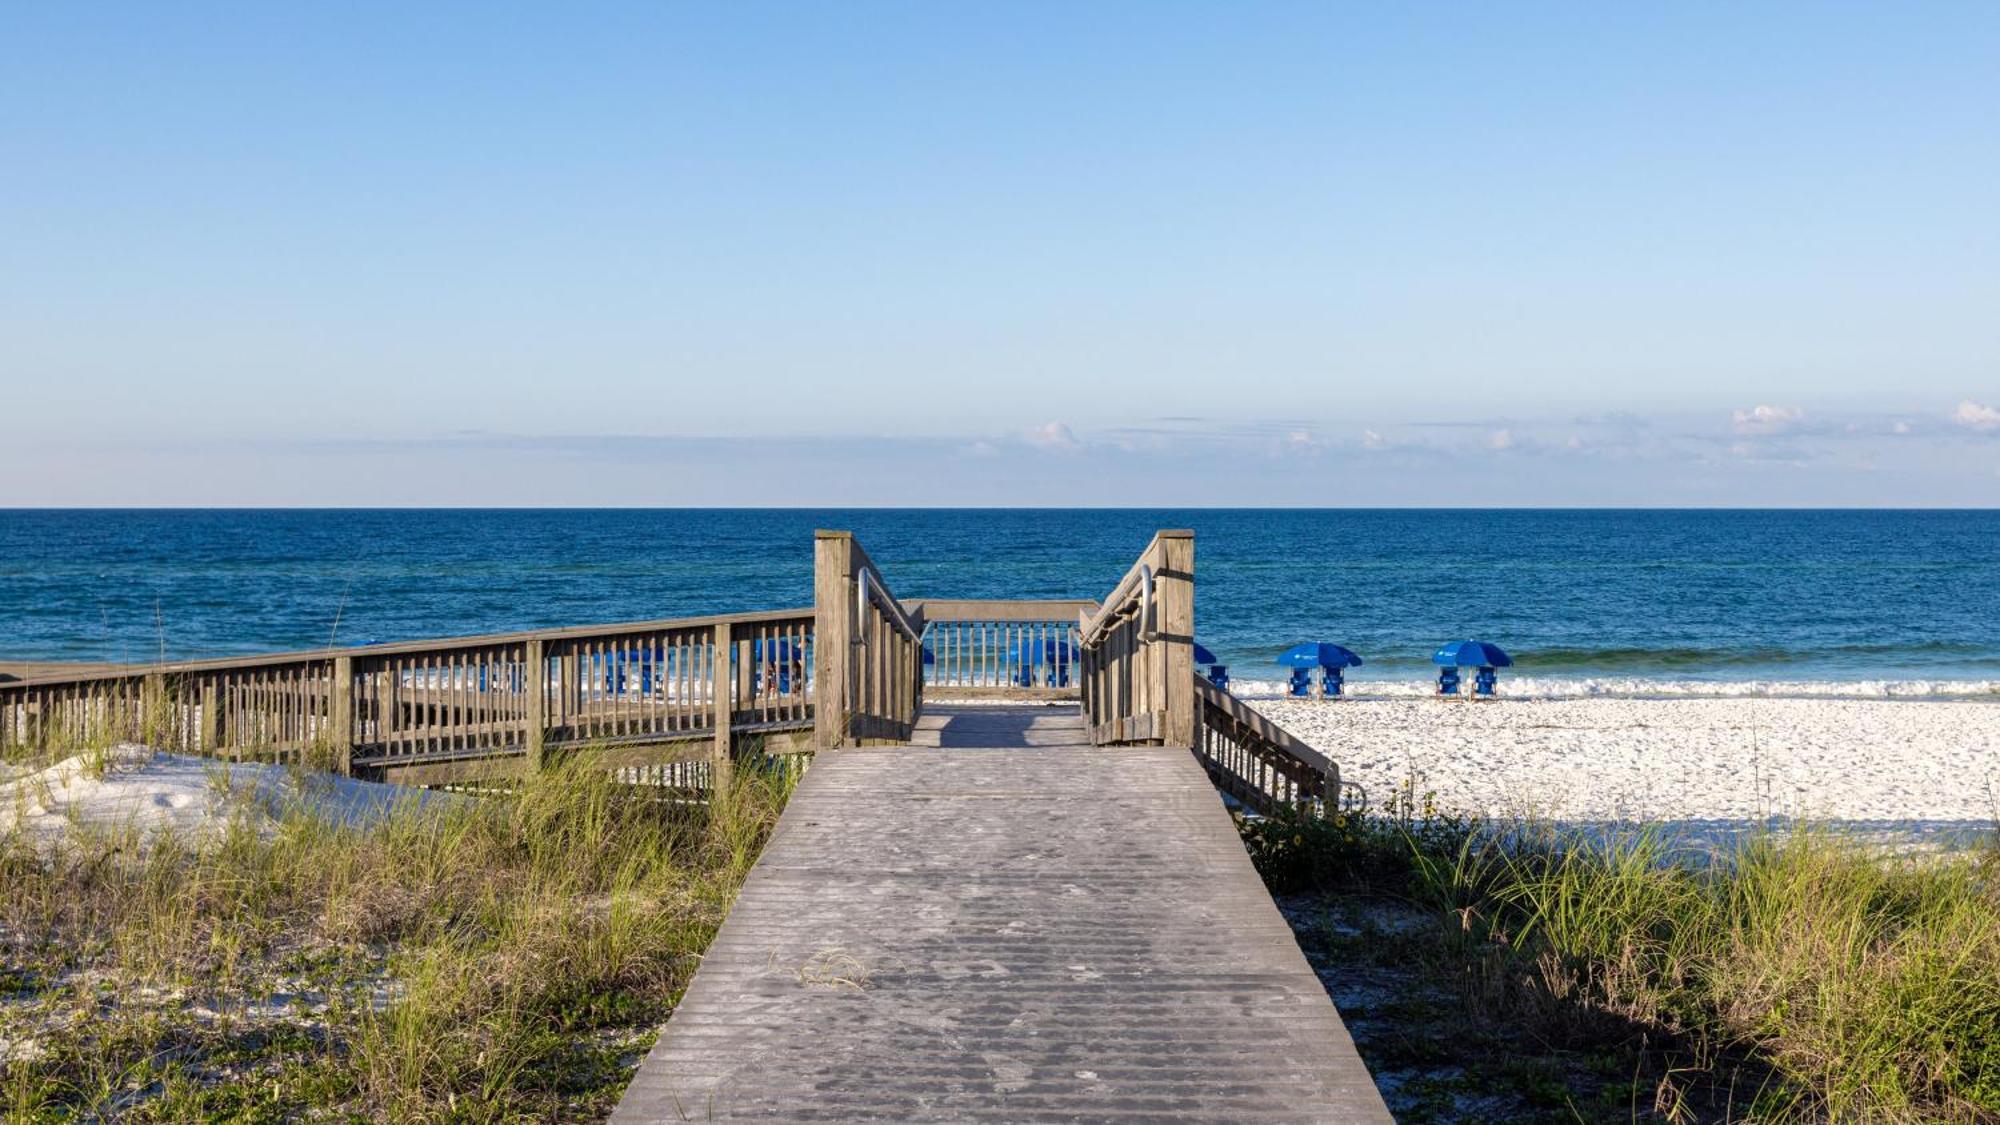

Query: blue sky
left=3, top=2, right=1996, bottom=505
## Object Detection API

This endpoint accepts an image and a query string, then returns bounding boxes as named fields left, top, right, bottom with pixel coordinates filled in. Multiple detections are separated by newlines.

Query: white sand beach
left=0, top=746, right=448, bottom=843
left=1253, top=693, right=2000, bottom=842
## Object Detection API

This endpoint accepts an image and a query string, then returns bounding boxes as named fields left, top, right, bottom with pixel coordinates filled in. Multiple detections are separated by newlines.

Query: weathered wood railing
left=813, top=531, right=923, bottom=748
left=908, top=599, right=1096, bottom=700
left=1078, top=530, right=1196, bottom=746
left=3, top=526, right=1347, bottom=813
left=1075, top=529, right=1335, bottom=814
left=1193, top=676, right=1339, bottom=815
left=0, top=609, right=816, bottom=786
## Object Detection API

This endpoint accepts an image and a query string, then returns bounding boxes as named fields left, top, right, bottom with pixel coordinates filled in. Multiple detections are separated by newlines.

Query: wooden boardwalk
left=612, top=704, right=1389, bottom=1122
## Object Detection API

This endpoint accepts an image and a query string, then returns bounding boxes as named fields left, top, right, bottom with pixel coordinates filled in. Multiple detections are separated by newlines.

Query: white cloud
left=1023, top=421, right=1083, bottom=452
left=1278, top=429, right=1327, bottom=456
left=1361, top=429, right=1387, bottom=450
left=1487, top=428, right=1516, bottom=451
left=1952, top=400, right=2000, bottom=432
left=1892, top=420, right=1913, bottom=435
left=1731, top=404, right=1804, bottom=435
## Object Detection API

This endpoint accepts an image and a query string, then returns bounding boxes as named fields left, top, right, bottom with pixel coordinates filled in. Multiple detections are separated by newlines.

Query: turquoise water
left=2, top=509, right=1996, bottom=694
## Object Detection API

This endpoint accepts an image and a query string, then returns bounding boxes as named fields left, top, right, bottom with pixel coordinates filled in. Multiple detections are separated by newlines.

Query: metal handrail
left=854, top=563, right=921, bottom=644
left=1080, top=562, right=1154, bottom=646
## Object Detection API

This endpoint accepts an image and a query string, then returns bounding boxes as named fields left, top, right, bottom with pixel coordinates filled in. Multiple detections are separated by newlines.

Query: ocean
left=2, top=509, right=1996, bottom=697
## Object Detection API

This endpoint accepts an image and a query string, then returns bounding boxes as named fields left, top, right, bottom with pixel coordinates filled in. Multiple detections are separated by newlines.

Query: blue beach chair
left=1013, top=638, right=1075, bottom=689
left=752, top=638, right=799, bottom=695
left=1194, top=644, right=1229, bottom=691
left=1321, top=665, right=1347, bottom=697
left=1278, top=642, right=1363, bottom=700
left=1433, top=640, right=1511, bottom=700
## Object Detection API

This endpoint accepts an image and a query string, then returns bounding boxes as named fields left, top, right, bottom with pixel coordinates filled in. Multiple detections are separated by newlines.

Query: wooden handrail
left=2, top=609, right=819, bottom=786
left=915, top=602, right=1091, bottom=699
left=1193, top=677, right=1337, bottom=778
left=1192, top=675, right=1338, bottom=815
left=856, top=564, right=921, bottom=642
left=1080, top=530, right=1190, bottom=644
left=905, top=598, right=1098, bottom=623
left=0, top=607, right=817, bottom=690
left=1077, top=531, right=1195, bottom=747
left=813, top=531, right=923, bottom=749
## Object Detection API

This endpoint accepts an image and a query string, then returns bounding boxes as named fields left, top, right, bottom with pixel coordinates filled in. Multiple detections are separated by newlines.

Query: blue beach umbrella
left=1275, top=642, right=1365, bottom=669
left=1432, top=639, right=1513, bottom=668
left=1193, top=643, right=1219, bottom=665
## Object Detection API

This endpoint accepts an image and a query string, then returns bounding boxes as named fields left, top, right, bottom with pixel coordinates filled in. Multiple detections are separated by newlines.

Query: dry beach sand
left=1254, top=691, right=2000, bottom=847
left=0, top=745, right=447, bottom=843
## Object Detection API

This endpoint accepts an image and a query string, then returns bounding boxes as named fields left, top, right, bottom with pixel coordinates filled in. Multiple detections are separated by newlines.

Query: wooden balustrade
left=812, top=531, right=923, bottom=748
left=907, top=599, right=1097, bottom=700
left=1078, top=530, right=1196, bottom=747
left=1193, top=677, right=1339, bottom=815
left=2, top=527, right=1345, bottom=814
left=0, top=609, right=816, bottom=785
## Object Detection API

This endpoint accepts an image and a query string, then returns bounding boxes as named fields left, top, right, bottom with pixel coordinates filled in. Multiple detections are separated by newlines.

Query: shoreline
left=1220, top=674, right=2000, bottom=701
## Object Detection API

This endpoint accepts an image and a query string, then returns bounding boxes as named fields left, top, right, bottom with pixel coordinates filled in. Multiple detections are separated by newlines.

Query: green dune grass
left=1248, top=789, right=2000, bottom=1122
left=0, top=755, right=792, bottom=1121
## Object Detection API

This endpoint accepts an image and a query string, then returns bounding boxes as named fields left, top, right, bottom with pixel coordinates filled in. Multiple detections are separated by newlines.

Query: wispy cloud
left=1731, top=404, right=1805, bottom=436
left=1952, top=400, right=2000, bottom=433
left=1022, top=421, right=1083, bottom=452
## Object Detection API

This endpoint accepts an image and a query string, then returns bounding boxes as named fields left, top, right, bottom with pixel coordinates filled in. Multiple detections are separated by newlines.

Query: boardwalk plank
left=613, top=705, right=1389, bottom=1123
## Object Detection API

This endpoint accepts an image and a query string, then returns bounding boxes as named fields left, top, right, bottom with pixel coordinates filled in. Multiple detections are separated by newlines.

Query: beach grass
left=1246, top=788, right=2000, bottom=1122
left=0, top=753, right=792, bottom=1121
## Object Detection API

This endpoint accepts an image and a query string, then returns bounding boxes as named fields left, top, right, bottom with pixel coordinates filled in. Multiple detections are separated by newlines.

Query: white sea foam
left=1222, top=676, right=2000, bottom=701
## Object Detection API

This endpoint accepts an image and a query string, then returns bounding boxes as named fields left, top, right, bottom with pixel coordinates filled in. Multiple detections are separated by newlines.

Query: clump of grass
left=1247, top=796, right=2000, bottom=1122
left=0, top=753, right=793, bottom=1120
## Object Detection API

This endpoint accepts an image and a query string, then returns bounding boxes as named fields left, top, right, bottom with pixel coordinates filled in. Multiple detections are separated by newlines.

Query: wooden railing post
left=200, top=680, right=221, bottom=755
left=524, top=639, right=546, bottom=772
left=711, top=621, right=733, bottom=778
left=330, top=655, right=354, bottom=775
left=141, top=671, right=166, bottom=746
left=813, top=530, right=856, bottom=751
left=1155, top=530, right=1196, bottom=750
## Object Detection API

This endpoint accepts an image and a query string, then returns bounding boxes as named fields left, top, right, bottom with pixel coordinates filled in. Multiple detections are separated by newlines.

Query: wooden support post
left=330, top=656, right=354, bottom=776
left=524, top=639, right=546, bottom=772
left=142, top=671, right=166, bottom=745
left=813, top=530, right=855, bottom=752
left=711, top=621, right=733, bottom=780
left=1155, top=530, right=1197, bottom=750
left=200, top=681, right=221, bottom=755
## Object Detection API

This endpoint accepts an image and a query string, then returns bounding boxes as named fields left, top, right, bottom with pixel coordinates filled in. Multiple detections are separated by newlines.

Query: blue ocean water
left=2, top=510, right=1997, bottom=695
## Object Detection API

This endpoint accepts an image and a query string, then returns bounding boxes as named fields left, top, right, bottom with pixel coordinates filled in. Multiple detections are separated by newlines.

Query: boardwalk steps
left=611, top=705, right=1389, bottom=1122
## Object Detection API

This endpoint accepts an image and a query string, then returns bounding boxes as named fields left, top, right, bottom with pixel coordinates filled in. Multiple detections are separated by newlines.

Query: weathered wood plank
left=903, top=598, right=1099, bottom=622
left=813, top=531, right=855, bottom=752
left=612, top=705, right=1388, bottom=1123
